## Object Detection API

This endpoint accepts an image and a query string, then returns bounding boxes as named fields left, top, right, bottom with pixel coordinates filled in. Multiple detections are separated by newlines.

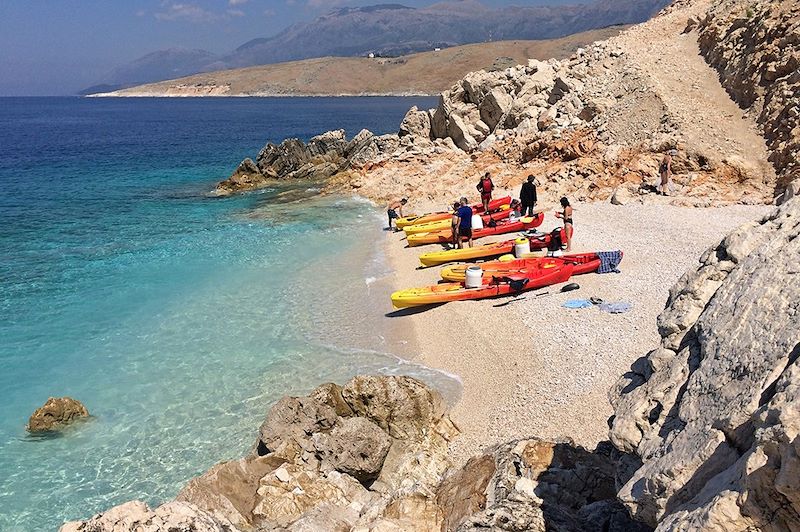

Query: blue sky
left=0, top=0, right=575, bottom=95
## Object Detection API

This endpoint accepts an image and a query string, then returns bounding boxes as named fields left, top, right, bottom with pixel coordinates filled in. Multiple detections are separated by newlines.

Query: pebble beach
left=384, top=198, right=773, bottom=464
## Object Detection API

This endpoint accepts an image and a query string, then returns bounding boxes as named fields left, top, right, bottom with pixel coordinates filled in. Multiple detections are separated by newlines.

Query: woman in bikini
left=554, top=197, right=574, bottom=252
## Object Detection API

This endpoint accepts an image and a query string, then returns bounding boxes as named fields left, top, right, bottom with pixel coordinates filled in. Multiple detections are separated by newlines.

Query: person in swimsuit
left=386, top=198, right=407, bottom=230
left=554, top=197, right=574, bottom=252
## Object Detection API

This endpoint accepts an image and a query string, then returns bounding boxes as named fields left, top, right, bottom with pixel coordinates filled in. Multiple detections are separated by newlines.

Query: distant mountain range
left=82, top=0, right=671, bottom=94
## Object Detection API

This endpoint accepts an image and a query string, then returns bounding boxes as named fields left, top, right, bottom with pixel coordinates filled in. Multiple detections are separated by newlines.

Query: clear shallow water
left=0, top=97, right=457, bottom=531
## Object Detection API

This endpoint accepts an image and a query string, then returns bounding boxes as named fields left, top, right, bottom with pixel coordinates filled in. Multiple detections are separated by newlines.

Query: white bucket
left=465, top=266, right=483, bottom=288
left=514, top=237, right=530, bottom=258
left=471, top=213, right=484, bottom=230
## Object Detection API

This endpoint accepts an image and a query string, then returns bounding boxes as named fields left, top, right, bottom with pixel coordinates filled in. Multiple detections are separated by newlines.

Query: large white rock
left=610, top=199, right=800, bottom=530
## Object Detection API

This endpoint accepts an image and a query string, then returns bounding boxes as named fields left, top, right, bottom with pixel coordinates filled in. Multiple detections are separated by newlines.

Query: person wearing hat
left=387, top=197, right=408, bottom=230
left=520, top=175, right=538, bottom=217
left=658, top=150, right=677, bottom=195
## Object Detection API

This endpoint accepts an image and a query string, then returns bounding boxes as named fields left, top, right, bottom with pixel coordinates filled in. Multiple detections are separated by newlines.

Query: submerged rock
left=27, top=397, right=89, bottom=433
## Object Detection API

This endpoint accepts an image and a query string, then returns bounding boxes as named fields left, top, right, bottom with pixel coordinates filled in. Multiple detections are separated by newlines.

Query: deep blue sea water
left=0, top=96, right=457, bottom=531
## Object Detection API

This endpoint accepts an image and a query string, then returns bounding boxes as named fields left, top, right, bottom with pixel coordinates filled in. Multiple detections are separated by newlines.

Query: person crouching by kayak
left=450, top=201, right=461, bottom=248
left=554, top=197, right=574, bottom=252
left=508, top=199, right=522, bottom=221
left=456, top=197, right=474, bottom=249
left=476, top=172, right=494, bottom=212
left=386, top=197, right=407, bottom=230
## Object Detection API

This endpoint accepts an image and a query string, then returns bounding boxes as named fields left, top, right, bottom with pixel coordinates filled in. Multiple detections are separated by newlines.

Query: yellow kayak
left=403, top=206, right=511, bottom=235
left=417, top=228, right=564, bottom=267
left=418, top=240, right=516, bottom=267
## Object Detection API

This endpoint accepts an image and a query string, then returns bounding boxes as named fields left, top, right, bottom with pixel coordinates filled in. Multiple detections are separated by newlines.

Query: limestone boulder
left=306, top=129, right=346, bottom=157
left=313, top=417, right=392, bottom=483
left=27, top=397, right=89, bottom=433
left=398, top=106, right=431, bottom=139
left=176, top=454, right=285, bottom=528
left=341, top=375, right=448, bottom=441
left=437, top=438, right=648, bottom=532
left=59, top=500, right=239, bottom=532
left=253, top=465, right=374, bottom=527
left=610, top=199, right=800, bottom=530
left=461, top=70, right=506, bottom=105
left=446, top=114, right=479, bottom=152
left=254, top=396, right=337, bottom=456
left=309, top=382, right=354, bottom=417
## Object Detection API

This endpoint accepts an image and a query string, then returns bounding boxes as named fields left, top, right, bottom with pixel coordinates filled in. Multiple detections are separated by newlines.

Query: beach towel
left=599, top=302, right=632, bottom=314
left=562, top=299, right=593, bottom=309
left=598, top=251, right=623, bottom=273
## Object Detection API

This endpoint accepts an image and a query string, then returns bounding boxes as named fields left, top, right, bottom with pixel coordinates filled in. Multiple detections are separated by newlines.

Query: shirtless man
left=387, top=198, right=407, bottom=230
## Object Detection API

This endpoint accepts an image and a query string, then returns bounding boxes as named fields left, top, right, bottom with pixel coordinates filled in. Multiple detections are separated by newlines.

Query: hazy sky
left=0, top=0, right=577, bottom=96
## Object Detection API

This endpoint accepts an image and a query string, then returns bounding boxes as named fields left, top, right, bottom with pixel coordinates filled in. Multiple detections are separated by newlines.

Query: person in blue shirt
left=455, top=197, right=474, bottom=249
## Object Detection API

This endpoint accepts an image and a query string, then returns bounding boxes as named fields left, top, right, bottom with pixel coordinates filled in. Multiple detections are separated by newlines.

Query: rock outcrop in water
left=27, top=397, right=89, bottom=433
left=610, top=197, right=800, bottom=530
left=213, top=129, right=400, bottom=196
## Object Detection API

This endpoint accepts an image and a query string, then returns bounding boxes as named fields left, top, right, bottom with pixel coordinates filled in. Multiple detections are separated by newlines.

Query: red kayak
left=440, top=251, right=622, bottom=282
left=407, top=213, right=544, bottom=247
left=391, top=262, right=575, bottom=308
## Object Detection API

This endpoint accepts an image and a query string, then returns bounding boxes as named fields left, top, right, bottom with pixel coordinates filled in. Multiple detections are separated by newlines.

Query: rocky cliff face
left=697, top=0, right=800, bottom=201
left=609, top=197, right=800, bottom=530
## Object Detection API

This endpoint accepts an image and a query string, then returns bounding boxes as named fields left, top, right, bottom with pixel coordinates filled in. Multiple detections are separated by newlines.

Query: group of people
left=388, top=171, right=574, bottom=252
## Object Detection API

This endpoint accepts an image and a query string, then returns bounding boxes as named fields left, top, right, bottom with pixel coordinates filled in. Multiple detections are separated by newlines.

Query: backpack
left=547, top=228, right=563, bottom=252
left=482, top=177, right=493, bottom=193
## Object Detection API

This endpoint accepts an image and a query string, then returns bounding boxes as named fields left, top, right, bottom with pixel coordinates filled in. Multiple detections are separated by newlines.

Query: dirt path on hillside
left=613, top=0, right=775, bottom=181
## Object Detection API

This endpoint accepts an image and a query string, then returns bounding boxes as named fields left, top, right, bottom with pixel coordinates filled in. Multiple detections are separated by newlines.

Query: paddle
left=492, top=282, right=581, bottom=307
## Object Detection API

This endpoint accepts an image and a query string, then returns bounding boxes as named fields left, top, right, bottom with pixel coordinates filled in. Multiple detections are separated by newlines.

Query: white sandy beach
left=383, top=199, right=772, bottom=464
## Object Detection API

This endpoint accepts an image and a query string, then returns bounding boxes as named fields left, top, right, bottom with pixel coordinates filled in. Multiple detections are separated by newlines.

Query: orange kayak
left=440, top=251, right=622, bottom=282
left=395, top=196, right=511, bottom=228
left=417, top=228, right=566, bottom=267
left=407, top=214, right=544, bottom=247
left=391, top=262, right=575, bottom=308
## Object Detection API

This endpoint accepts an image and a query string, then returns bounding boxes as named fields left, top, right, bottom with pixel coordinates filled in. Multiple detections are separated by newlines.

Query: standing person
left=476, top=172, right=494, bottom=212
left=658, top=150, right=675, bottom=196
left=386, top=198, right=407, bottom=230
left=554, top=197, right=574, bottom=252
left=450, top=201, right=461, bottom=248
left=520, top=175, right=537, bottom=217
left=455, top=197, right=474, bottom=249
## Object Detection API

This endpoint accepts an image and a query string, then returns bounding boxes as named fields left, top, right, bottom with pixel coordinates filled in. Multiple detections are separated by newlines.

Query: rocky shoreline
left=62, top=198, right=800, bottom=531
left=62, top=0, right=800, bottom=529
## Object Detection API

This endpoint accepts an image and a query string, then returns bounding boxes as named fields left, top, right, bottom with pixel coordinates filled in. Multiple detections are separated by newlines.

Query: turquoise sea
left=0, top=96, right=458, bottom=530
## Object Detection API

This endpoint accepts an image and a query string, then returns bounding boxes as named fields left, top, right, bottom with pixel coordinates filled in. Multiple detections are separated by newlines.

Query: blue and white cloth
left=598, top=250, right=623, bottom=274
